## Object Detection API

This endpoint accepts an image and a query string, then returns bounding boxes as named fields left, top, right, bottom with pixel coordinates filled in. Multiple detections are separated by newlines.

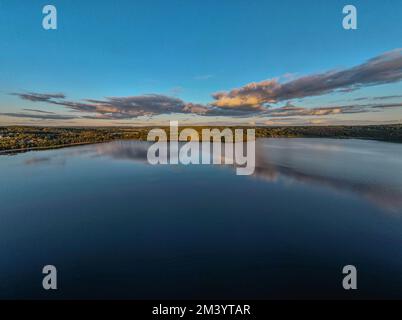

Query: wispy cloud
left=22, top=108, right=56, bottom=114
left=0, top=112, right=77, bottom=120
left=351, top=95, right=402, bottom=101
left=261, top=102, right=402, bottom=118
left=11, top=92, right=65, bottom=102
left=169, top=86, right=184, bottom=96
left=11, top=93, right=206, bottom=119
left=7, top=49, right=402, bottom=122
left=194, top=74, right=214, bottom=80
left=212, top=49, right=402, bottom=110
left=58, top=95, right=210, bottom=118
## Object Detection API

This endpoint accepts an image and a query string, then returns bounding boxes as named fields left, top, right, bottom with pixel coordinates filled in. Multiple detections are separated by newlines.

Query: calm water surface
left=0, top=138, right=401, bottom=299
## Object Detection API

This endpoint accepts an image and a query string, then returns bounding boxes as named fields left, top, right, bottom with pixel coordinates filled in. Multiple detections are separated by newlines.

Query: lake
left=0, top=138, right=401, bottom=299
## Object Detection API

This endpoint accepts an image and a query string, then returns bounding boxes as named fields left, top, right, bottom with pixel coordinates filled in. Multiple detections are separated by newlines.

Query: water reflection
left=24, top=156, right=66, bottom=166
left=254, top=139, right=402, bottom=212
left=19, top=138, right=402, bottom=212
left=87, top=139, right=402, bottom=212
left=2, top=138, right=402, bottom=299
left=93, top=141, right=150, bottom=163
left=254, top=163, right=402, bottom=212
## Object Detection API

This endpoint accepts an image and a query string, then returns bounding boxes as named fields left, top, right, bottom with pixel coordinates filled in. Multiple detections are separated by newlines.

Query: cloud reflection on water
left=20, top=138, right=402, bottom=212
left=95, top=139, right=402, bottom=212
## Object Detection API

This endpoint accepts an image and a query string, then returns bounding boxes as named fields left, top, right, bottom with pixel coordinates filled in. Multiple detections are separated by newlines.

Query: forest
left=0, top=124, right=401, bottom=152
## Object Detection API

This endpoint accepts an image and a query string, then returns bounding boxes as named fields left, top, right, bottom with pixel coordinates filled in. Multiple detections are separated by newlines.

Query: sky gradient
left=1, top=0, right=402, bottom=126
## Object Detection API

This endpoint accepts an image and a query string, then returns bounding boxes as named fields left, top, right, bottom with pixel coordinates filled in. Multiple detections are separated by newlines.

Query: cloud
left=258, top=102, right=402, bottom=118
left=194, top=74, right=214, bottom=80
left=370, top=102, right=402, bottom=109
left=372, top=95, right=402, bottom=100
left=212, top=79, right=279, bottom=111
left=204, top=105, right=265, bottom=117
left=63, top=95, right=204, bottom=118
left=23, top=108, right=56, bottom=114
left=352, top=95, right=402, bottom=101
left=11, top=90, right=210, bottom=119
left=169, top=86, right=184, bottom=96
left=13, top=92, right=208, bottom=119
left=9, top=49, right=402, bottom=121
left=58, top=94, right=216, bottom=119
left=10, top=91, right=402, bottom=121
left=212, top=49, right=402, bottom=109
left=261, top=102, right=365, bottom=118
left=0, top=112, right=77, bottom=120
left=182, top=103, right=209, bottom=114
left=11, top=92, right=65, bottom=102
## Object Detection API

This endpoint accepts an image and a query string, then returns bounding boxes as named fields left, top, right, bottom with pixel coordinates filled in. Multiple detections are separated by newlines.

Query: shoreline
left=0, top=140, right=114, bottom=155
left=1, top=135, right=401, bottom=156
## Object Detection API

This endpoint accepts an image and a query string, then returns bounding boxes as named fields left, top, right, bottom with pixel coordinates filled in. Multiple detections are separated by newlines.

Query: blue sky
left=0, top=0, right=401, bottom=126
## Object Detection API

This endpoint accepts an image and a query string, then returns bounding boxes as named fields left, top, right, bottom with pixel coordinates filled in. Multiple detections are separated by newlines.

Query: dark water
left=0, top=138, right=401, bottom=299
